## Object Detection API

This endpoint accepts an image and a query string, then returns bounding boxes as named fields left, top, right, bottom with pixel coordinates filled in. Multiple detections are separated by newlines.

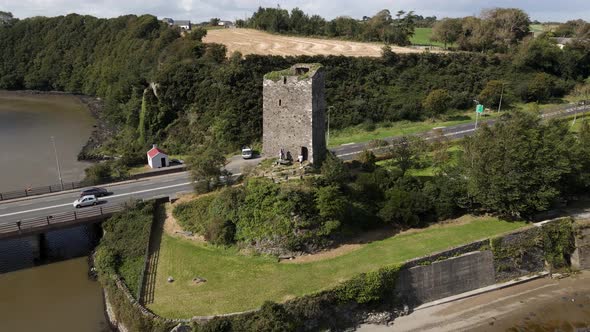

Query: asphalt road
left=1, top=104, right=589, bottom=227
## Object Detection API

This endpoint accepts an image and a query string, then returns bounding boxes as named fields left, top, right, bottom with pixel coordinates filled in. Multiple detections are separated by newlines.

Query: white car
left=241, top=147, right=253, bottom=159
left=73, top=195, right=99, bottom=208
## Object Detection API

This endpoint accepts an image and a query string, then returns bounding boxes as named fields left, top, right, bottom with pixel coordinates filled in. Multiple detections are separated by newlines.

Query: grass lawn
left=148, top=216, right=526, bottom=318
left=328, top=111, right=499, bottom=147
left=410, top=28, right=447, bottom=47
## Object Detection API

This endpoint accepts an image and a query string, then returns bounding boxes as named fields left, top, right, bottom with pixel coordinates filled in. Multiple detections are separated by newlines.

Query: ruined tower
left=262, top=63, right=326, bottom=164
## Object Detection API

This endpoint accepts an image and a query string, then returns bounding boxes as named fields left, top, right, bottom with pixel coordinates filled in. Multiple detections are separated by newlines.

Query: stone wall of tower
left=262, top=65, right=326, bottom=164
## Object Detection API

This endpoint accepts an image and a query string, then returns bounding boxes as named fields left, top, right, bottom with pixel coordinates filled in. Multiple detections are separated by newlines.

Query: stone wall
left=102, top=217, right=586, bottom=331
left=262, top=64, right=326, bottom=164
left=396, top=251, right=496, bottom=305
left=572, top=220, right=590, bottom=270
left=490, top=226, right=546, bottom=282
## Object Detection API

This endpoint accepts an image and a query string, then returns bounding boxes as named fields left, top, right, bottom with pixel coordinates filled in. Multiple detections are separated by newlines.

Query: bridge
left=0, top=103, right=588, bottom=240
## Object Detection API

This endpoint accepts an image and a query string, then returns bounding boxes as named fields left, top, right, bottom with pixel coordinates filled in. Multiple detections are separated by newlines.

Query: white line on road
left=335, top=127, right=476, bottom=158
left=0, top=182, right=192, bottom=218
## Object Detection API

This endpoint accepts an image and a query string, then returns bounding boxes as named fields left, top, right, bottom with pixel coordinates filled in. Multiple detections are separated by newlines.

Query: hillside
left=202, top=28, right=435, bottom=57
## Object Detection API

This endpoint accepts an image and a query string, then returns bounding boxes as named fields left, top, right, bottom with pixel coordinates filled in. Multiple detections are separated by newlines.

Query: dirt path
left=203, top=29, right=438, bottom=57
left=357, top=272, right=590, bottom=332
left=162, top=199, right=206, bottom=243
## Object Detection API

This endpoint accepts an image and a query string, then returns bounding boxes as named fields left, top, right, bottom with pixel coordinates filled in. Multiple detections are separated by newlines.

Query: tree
left=315, top=185, right=347, bottom=221
left=462, top=111, right=576, bottom=218
left=478, top=80, right=509, bottom=109
left=526, top=72, right=556, bottom=102
left=187, top=143, right=228, bottom=193
left=83, top=163, right=113, bottom=185
left=387, top=136, right=424, bottom=176
left=320, top=152, right=350, bottom=185
left=378, top=187, right=430, bottom=227
left=431, top=18, right=462, bottom=48
left=422, top=89, right=451, bottom=118
left=554, top=19, right=590, bottom=38
left=209, top=18, right=220, bottom=26
left=0, top=11, right=14, bottom=26
left=356, top=149, right=377, bottom=172
left=481, top=8, right=531, bottom=46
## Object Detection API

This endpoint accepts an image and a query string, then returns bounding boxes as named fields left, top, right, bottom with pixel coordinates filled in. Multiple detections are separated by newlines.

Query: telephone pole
left=51, top=136, right=64, bottom=190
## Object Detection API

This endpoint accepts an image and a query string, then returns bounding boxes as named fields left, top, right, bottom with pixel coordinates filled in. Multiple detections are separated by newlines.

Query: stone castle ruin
left=262, top=63, right=327, bottom=164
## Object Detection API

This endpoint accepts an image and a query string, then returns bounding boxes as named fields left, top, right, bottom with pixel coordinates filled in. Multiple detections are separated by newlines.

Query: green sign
left=476, top=104, right=484, bottom=114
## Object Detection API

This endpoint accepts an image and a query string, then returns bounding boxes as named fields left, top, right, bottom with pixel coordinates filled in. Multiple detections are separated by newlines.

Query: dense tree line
left=0, top=13, right=589, bottom=169
left=431, top=8, right=532, bottom=52
left=552, top=19, right=590, bottom=39
left=238, top=7, right=418, bottom=45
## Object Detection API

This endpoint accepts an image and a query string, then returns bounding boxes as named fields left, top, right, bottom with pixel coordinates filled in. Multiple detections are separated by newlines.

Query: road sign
left=476, top=104, right=484, bottom=114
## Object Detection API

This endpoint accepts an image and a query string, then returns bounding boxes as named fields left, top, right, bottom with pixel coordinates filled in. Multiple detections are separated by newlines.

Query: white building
left=147, top=145, right=169, bottom=169
left=173, top=20, right=192, bottom=31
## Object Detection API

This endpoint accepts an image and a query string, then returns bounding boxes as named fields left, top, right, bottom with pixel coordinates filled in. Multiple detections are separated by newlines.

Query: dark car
left=80, top=187, right=111, bottom=197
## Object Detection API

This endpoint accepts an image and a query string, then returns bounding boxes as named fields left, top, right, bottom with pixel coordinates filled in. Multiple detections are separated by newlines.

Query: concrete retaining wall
left=396, top=251, right=495, bottom=305
left=572, top=221, right=590, bottom=270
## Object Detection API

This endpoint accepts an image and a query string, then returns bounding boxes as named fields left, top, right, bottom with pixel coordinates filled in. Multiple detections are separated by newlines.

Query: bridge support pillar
left=27, top=233, right=47, bottom=264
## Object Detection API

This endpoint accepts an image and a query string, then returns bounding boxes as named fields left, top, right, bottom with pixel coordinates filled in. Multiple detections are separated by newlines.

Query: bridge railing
left=0, top=205, right=123, bottom=239
left=0, top=165, right=186, bottom=202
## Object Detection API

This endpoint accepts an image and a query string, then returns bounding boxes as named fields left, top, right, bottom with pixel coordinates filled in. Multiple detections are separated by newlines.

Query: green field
left=411, top=28, right=448, bottom=47
left=148, top=216, right=526, bottom=317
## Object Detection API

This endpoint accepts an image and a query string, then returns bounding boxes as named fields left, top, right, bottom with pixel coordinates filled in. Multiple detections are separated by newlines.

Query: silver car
left=241, top=147, right=253, bottom=159
left=73, top=195, right=98, bottom=208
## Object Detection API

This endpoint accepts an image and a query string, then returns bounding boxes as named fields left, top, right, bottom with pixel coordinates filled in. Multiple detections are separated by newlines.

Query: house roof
left=173, top=20, right=191, bottom=26
left=147, top=147, right=167, bottom=159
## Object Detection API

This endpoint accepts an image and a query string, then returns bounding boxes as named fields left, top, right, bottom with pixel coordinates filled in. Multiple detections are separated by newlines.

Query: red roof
left=147, top=147, right=167, bottom=159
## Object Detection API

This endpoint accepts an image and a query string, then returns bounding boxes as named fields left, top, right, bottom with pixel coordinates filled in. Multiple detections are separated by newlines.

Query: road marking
left=335, top=127, right=476, bottom=158
left=0, top=182, right=192, bottom=218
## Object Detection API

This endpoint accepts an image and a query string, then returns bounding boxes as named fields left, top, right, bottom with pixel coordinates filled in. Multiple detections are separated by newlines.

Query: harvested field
left=203, top=28, right=437, bottom=57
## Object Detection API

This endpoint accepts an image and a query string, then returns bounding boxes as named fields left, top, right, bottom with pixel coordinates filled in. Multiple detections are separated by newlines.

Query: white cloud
left=0, top=0, right=588, bottom=22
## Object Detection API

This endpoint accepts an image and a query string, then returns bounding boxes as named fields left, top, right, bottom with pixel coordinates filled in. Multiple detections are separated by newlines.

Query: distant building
left=554, top=37, right=574, bottom=49
left=173, top=20, right=192, bottom=31
left=262, top=63, right=327, bottom=165
left=218, top=20, right=235, bottom=28
left=161, top=18, right=192, bottom=31
left=147, top=145, right=169, bottom=169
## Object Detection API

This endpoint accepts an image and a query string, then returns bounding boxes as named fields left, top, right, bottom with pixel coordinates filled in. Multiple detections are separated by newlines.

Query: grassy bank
left=148, top=216, right=525, bottom=317
left=328, top=111, right=498, bottom=147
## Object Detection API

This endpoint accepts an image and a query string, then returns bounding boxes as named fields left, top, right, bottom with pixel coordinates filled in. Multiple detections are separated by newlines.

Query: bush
left=83, top=162, right=113, bottom=185
left=320, top=152, right=350, bottom=185
left=335, top=265, right=400, bottom=304
left=95, top=200, right=154, bottom=294
left=173, top=195, right=216, bottom=234
left=356, top=150, right=377, bottom=172
left=204, top=218, right=237, bottom=246
left=542, top=218, right=575, bottom=269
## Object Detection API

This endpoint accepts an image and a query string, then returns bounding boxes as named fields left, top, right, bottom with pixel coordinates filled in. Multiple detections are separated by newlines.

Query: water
left=0, top=91, right=95, bottom=191
left=0, top=258, right=110, bottom=332
left=0, top=91, right=108, bottom=331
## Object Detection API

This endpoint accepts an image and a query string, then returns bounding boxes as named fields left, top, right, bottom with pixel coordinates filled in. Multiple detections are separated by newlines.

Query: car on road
left=80, top=187, right=111, bottom=197
left=169, top=158, right=184, bottom=166
left=73, top=195, right=99, bottom=208
left=241, top=147, right=253, bottom=159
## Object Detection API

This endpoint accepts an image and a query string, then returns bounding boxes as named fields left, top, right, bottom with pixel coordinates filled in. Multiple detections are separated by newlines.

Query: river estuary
left=0, top=91, right=108, bottom=331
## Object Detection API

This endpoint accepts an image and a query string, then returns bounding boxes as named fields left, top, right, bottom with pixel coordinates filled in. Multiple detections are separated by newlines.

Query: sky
left=1, top=0, right=589, bottom=23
